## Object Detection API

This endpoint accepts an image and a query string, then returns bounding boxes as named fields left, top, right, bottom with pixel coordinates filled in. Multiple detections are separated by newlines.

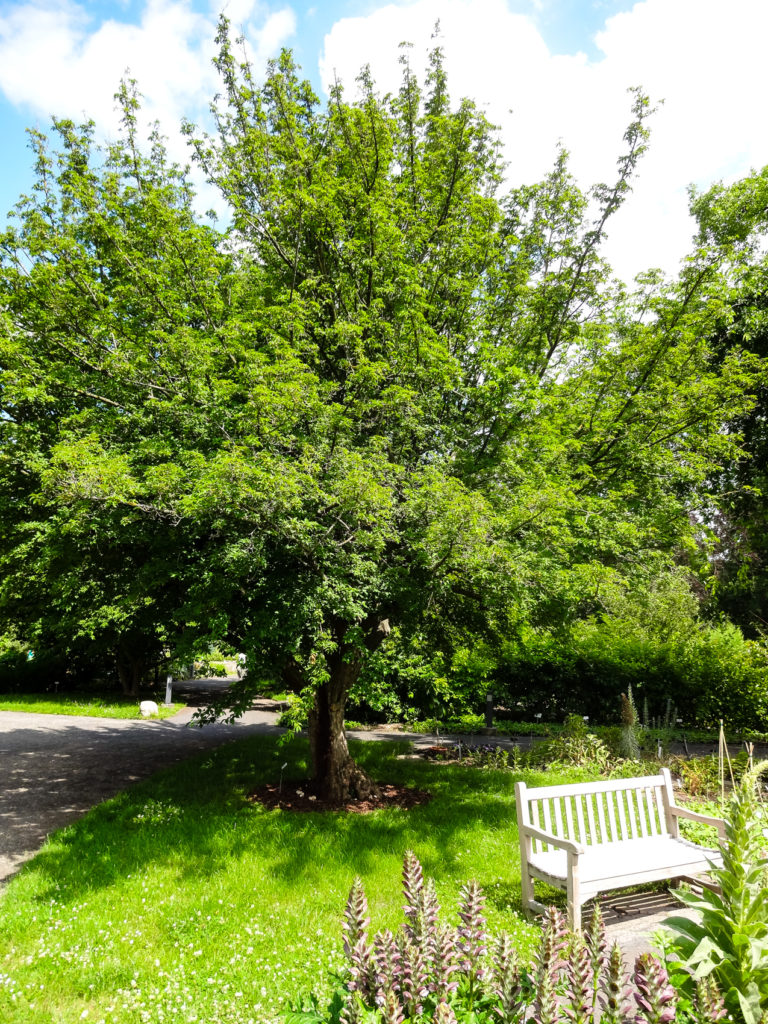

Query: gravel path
left=0, top=685, right=283, bottom=883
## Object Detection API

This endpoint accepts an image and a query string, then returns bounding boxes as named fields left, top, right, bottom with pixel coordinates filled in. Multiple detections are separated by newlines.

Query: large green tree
left=1, top=28, right=765, bottom=799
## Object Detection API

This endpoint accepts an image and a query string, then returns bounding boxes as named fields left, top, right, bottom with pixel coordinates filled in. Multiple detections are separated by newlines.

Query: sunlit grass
left=0, top=693, right=182, bottom=719
left=0, top=736, right=579, bottom=1023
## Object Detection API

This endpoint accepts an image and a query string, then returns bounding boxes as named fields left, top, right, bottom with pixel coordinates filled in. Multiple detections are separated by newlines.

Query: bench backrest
left=517, top=771, right=675, bottom=852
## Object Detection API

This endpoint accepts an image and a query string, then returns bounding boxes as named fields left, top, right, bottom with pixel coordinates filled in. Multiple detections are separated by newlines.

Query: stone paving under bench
left=601, top=889, right=696, bottom=961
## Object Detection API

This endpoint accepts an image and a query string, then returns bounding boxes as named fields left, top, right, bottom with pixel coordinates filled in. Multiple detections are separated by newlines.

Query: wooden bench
left=515, top=768, right=726, bottom=931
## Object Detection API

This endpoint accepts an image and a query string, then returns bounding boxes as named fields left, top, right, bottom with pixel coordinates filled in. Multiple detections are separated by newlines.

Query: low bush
left=521, top=714, right=612, bottom=775
left=664, top=762, right=768, bottom=1024
left=670, top=752, right=751, bottom=799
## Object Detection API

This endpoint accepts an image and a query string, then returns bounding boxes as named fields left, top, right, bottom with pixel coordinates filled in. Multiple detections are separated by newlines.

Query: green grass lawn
left=0, top=736, right=579, bottom=1024
left=0, top=693, right=183, bottom=719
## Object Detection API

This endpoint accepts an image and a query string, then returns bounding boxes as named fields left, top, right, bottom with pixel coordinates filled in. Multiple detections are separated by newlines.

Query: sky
left=0, top=0, right=767, bottom=284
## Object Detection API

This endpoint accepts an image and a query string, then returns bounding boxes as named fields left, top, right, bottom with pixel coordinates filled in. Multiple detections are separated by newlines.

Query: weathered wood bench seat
left=515, top=768, right=725, bottom=930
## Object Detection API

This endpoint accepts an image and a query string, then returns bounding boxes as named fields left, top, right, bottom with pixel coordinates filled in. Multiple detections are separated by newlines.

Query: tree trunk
left=116, top=651, right=142, bottom=697
left=308, top=654, right=379, bottom=804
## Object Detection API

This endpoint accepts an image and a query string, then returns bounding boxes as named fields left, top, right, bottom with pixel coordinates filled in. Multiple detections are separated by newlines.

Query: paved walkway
left=0, top=688, right=281, bottom=883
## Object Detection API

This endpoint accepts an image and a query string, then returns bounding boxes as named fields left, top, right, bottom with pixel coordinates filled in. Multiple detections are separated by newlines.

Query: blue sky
left=1, top=0, right=766, bottom=281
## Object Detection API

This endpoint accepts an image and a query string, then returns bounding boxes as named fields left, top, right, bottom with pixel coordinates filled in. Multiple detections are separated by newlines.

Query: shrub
left=664, top=761, right=768, bottom=1024
left=459, top=745, right=518, bottom=771
left=524, top=714, right=612, bottom=774
left=495, top=617, right=768, bottom=733
left=670, top=752, right=751, bottom=800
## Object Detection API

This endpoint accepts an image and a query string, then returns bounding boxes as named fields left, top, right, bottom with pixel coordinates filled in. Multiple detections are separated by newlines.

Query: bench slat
left=650, top=787, right=661, bottom=835
left=586, top=793, right=597, bottom=844
left=626, top=788, right=639, bottom=837
left=606, top=791, right=619, bottom=841
left=654, top=786, right=667, bottom=835
left=648, top=786, right=663, bottom=835
left=554, top=798, right=565, bottom=840
left=542, top=800, right=553, bottom=850
left=565, top=796, right=575, bottom=840
left=618, top=790, right=630, bottom=839
left=596, top=792, right=608, bottom=844
left=635, top=789, right=649, bottom=837
left=575, top=795, right=587, bottom=843
left=531, top=799, right=542, bottom=852
left=523, top=774, right=665, bottom=800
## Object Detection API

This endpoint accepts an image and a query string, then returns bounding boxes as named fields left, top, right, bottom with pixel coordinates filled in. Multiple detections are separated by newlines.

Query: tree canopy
left=2, top=24, right=767, bottom=798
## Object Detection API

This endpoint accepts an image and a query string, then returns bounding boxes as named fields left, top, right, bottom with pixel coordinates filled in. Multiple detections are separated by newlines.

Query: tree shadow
left=0, top=716, right=281, bottom=886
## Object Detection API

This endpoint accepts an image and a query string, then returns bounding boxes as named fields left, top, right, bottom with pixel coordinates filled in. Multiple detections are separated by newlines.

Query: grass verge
left=0, top=693, right=182, bottom=719
left=0, top=735, right=577, bottom=1024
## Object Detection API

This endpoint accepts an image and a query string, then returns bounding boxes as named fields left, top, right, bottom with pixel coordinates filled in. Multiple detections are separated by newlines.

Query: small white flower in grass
left=193, top=950, right=202, bottom=956
left=260, top=987, right=267, bottom=997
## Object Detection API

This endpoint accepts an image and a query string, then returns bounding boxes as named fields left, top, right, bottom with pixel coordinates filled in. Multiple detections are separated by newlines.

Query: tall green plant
left=665, top=762, right=768, bottom=1024
left=620, top=685, right=641, bottom=759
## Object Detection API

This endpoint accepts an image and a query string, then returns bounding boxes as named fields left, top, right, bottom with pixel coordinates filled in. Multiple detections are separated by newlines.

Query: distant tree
left=705, top=253, right=768, bottom=634
left=0, top=95, right=238, bottom=694
left=1, top=28, right=765, bottom=799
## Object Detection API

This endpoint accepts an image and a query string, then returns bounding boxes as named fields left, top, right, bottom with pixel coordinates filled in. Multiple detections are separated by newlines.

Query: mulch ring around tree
left=249, top=780, right=432, bottom=814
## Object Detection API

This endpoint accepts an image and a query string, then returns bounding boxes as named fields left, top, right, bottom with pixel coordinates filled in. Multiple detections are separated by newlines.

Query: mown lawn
left=0, top=736, right=581, bottom=1024
left=0, top=693, right=182, bottom=719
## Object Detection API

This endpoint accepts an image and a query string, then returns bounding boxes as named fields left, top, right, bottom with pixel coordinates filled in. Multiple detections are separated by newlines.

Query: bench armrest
left=522, top=824, right=585, bottom=855
left=670, top=805, right=726, bottom=838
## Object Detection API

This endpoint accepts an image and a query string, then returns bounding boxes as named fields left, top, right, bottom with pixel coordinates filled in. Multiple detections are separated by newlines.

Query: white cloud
left=252, top=7, right=297, bottom=63
left=2, top=0, right=765, bottom=283
left=1, top=0, right=209, bottom=132
left=0, top=0, right=296, bottom=171
left=319, top=0, right=768, bottom=283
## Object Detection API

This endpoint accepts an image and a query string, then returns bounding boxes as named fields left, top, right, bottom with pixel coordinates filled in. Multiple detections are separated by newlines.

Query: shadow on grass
left=13, top=734, right=564, bottom=914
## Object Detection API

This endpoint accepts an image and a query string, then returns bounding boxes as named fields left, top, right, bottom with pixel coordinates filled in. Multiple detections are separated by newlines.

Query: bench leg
left=521, top=865, right=536, bottom=916
left=567, top=867, right=582, bottom=932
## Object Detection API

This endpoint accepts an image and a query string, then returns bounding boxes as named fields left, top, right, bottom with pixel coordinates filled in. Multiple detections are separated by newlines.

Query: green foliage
left=0, top=641, right=70, bottom=692
left=664, top=762, right=768, bottom=1024
left=278, top=693, right=313, bottom=731
left=620, top=686, right=641, bottom=760
left=131, top=798, right=183, bottom=827
left=459, top=745, right=518, bottom=771
left=405, top=714, right=489, bottom=735
left=496, top=611, right=768, bottom=732
left=524, top=715, right=612, bottom=775
left=2, top=24, right=768, bottom=781
left=196, top=658, right=228, bottom=678
left=671, top=753, right=751, bottom=799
